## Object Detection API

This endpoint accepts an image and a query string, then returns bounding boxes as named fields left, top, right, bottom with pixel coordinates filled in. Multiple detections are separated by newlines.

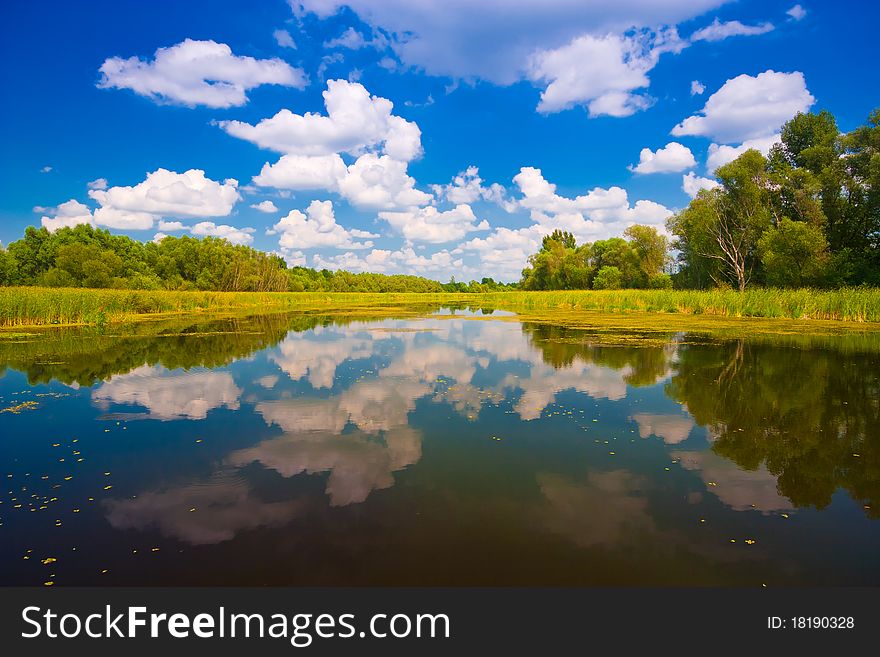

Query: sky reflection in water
left=1, top=309, right=879, bottom=586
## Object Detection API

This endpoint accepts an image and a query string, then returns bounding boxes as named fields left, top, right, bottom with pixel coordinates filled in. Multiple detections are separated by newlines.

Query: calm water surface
left=1, top=308, right=879, bottom=586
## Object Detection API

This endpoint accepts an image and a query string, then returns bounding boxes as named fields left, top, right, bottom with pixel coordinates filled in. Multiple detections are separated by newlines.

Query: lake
left=2, top=307, right=879, bottom=586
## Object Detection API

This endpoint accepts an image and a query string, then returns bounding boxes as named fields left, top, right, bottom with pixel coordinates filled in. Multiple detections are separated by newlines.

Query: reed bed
left=0, top=287, right=457, bottom=327
left=2, top=286, right=879, bottom=327
left=484, top=288, right=880, bottom=323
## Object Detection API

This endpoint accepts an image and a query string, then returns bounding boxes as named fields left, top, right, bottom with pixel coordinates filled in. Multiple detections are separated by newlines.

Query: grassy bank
left=0, top=287, right=464, bottom=327
left=2, top=286, right=880, bottom=327
left=485, top=288, right=880, bottom=323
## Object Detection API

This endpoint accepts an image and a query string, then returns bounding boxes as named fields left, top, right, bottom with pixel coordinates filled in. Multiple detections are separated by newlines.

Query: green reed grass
left=483, top=288, right=880, bottom=322
left=2, top=286, right=879, bottom=327
left=0, top=287, right=459, bottom=327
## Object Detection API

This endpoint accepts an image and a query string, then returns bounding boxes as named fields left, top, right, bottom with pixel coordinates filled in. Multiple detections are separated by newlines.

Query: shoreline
left=2, top=286, right=880, bottom=329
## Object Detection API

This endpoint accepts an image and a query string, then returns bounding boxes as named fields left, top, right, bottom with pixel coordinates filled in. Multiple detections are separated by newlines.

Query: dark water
left=1, top=309, right=879, bottom=586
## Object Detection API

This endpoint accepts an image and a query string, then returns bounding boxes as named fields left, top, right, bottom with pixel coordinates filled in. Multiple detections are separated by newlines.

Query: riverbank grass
left=1, top=286, right=879, bottom=327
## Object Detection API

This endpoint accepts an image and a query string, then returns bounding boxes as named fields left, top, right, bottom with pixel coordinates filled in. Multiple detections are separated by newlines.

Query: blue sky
left=1, top=0, right=877, bottom=281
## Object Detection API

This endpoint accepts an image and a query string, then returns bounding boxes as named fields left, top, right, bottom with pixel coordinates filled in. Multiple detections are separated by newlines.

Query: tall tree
left=669, top=150, right=773, bottom=290
left=757, top=218, right=828, bottom=287
left=624, top=224, right=670, bottom=287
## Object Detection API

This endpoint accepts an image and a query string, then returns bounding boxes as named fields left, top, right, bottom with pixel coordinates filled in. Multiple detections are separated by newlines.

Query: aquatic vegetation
left=3, top=287, right=880, bottom=328
left=484, top=288, right=880, bottom=323
left=0, top=400, right=39, bottom=414
left=0, top=287, right=463, bottom=328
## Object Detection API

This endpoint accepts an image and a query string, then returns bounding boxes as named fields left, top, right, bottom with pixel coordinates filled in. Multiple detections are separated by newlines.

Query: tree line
left=520, top=226, right=672, bottom=290
left=0, top=224, right=510, bottom=293
left=521, top=107, right=879, bottom=291
left=671, top=108, right=879, bottom=290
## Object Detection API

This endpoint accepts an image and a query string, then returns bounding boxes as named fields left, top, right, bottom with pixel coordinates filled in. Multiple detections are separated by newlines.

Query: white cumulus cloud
left=338, top=154, right=432, bottom=210
left=219, top=79, right=421, bottom=161
left=98, top=39, right=307, bottom=108
left=253, top=153, right=348, bottom=191
left=229, top=80, right=436, bottom=214
left=706, top=134, right=781, bottom=172
left=682, top=172, right=720, bottom=197
left=630, top=142, right=696, bottom=174
left=270, top=199, right=377, bottom=252
left=528, top=30, right=684, bottom=116
left=671, top=70, right=814, bottom=143
left=157, top=220, right=186, bottom=231
left=378, top=204, right=489, bottom=244
left=40, top=200, right=95, bottom=232
left=251, top=200, right=279, bottom=213
left=191, top=222, right=255, bottom=245
left=87, top=168, right=240, bottom=230
left=311, top=246, right=465, bottom=277
left=253, top=152, right=431, bottom=212
left=457, top=225, right=545, bottom=281
left=430, top=166, right=515, bottom=211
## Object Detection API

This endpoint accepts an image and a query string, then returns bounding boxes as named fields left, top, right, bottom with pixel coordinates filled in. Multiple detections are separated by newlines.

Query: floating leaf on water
left=0, top=401, right=39, bottom=414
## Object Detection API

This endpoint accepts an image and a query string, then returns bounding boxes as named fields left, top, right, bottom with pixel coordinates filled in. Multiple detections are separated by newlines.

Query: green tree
left=0, top=224, right=452, bottom=293
left=624, top=224, right=670, bottom=284
left=50, top=243, right=123, bottom=288
left=0, top=246, right=14, bottom=285
left=778, top=110, right=839, bottom=174
left=542, top=229, right=576, bottom=250
left=758, top=218, right=828, bottom=287
left=592, top=265, right=622, bottom=289
left=669, top=150, right=773, bottom=290
left=521, top=231, right=592, bottom=290
left=590, top=238, right=640, bottom=287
